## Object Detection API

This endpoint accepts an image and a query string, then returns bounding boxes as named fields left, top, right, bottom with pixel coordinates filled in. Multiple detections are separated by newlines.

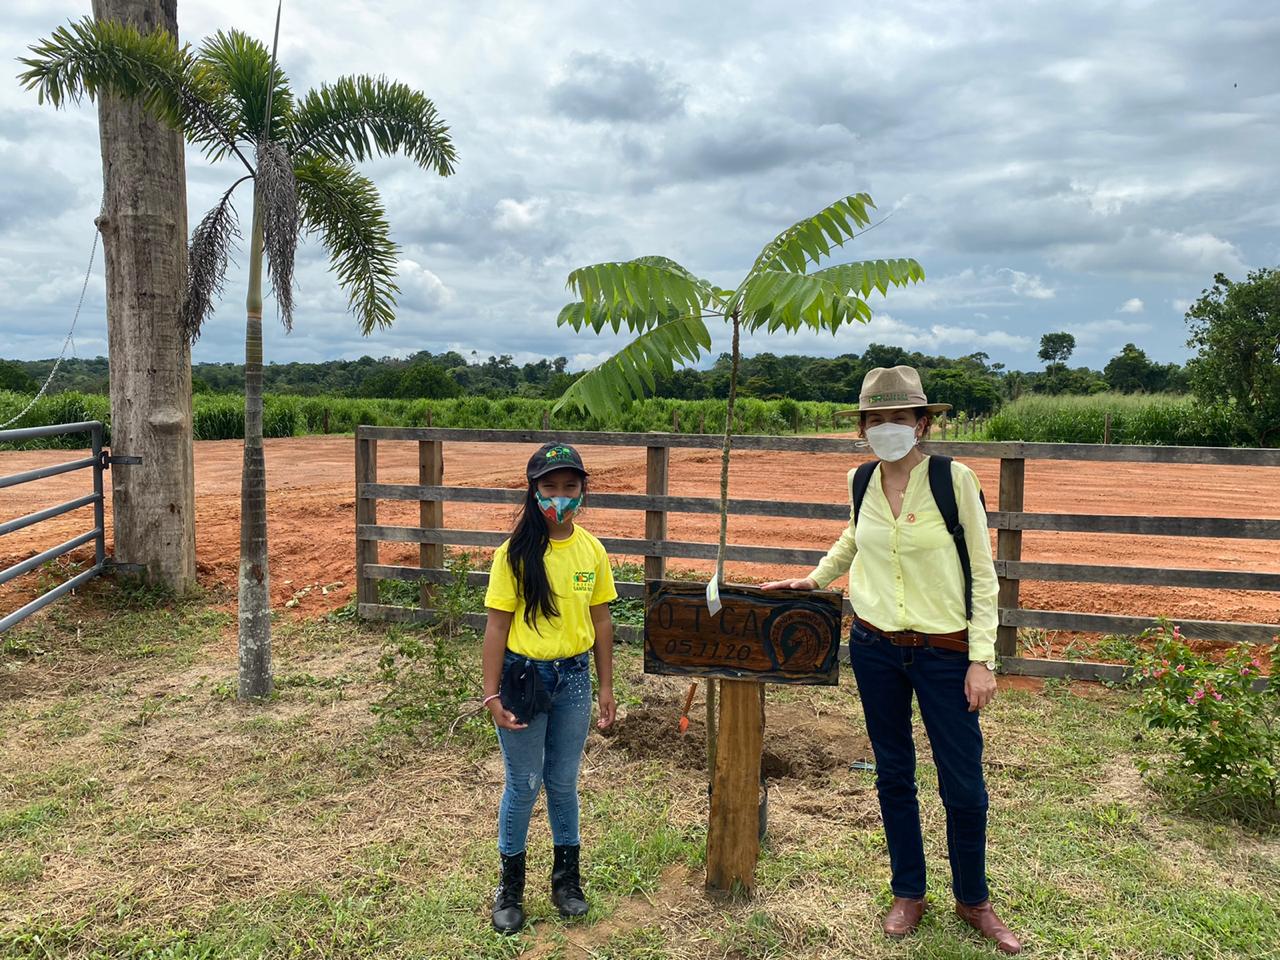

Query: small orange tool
left=677, top=682, right=697, bottom=735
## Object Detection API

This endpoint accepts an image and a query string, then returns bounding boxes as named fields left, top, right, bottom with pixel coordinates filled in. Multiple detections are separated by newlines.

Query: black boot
left=492, top=851, right=525, bottom=935
left=550, top=844, right=589, bottom=918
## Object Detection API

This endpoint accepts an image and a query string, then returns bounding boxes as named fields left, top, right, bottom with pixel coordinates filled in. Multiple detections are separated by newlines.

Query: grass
left=1, top=587, right=1277, bottom=958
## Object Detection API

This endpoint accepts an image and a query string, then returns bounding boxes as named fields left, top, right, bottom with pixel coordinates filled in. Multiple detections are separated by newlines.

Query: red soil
left=3, top=435, right=1279, bottom=635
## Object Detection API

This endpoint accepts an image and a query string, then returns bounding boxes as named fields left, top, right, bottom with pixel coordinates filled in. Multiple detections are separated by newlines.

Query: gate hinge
left=100, top=450, right=143, bottom=469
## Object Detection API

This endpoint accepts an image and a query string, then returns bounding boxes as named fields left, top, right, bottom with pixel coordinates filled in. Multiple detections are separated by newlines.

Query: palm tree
left=21, top=9, right=457, bottom=699
left=552, top=194, right=922, bottom=812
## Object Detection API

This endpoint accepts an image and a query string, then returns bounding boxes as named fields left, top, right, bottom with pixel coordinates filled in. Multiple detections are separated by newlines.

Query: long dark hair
left=507, top=477, right=588, bottom=629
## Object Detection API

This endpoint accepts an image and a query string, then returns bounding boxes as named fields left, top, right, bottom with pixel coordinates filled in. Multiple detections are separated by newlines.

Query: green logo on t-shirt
left=572, top=570, right=595, bottom=592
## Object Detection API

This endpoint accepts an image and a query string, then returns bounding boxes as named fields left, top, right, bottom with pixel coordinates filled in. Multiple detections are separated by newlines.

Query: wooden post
left=706, top=678, right=763, bottom=894
left=814, top=410, right=822, bottom=432
left=1104, top=412, right=1112, bottom=445
left=698, top=412, right=707, bottom=434
left=941, top=415, right=948, bottom=440
left=426, top=407, right=434, bottom=428
left=542, top=408, right=551, bottom=430
left=644, top=445, right=669, bottom=584
left=996, top=456, right=1025, bottom=658
left=419, top=439, right=444, bottom=610
left=355, top=436, right=379, bottom=609
left=322, top=407, right=330, bottom=434
left=792, top=410, right=801, bottom=434
left=673, top=410, right=681, bottom=433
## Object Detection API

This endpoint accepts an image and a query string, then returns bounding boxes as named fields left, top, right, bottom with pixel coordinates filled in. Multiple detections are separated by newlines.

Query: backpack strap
left=851, top=460, right=878, bottom=527
left=926, top=455, right=981, bottom=621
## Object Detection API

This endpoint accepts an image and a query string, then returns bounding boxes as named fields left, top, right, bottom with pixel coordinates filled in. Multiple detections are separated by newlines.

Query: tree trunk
left=707, top=314, right=743, bottom=778
left=239, top=191, right=272, bottom=700
left=92, top=0, right=196, bottom=593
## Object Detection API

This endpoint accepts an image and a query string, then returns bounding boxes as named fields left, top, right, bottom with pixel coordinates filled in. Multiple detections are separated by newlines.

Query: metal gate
left=0, top=420, right=138, bottom=633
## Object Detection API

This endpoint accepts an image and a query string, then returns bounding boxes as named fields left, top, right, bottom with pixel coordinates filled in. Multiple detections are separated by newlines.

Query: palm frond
left=552, top=315, right=713, bottom=415
left=289, top=76, right=457, bottom=175
left=18, top=16, right=187, bottom=119
left=563, top=257, right=722, bottom=334
left=295, top=156, right=398, bottom=334
left=742, top=194, right=877, bottom=282
left=19, top=16, right=249, bottom=170
left=738, top=258, right=924, bottom=334
left=256, top=139, right=298, bottom=330
left=183, top=183, right=243, bottom=342
left=196, top=29, right=292, bottom=142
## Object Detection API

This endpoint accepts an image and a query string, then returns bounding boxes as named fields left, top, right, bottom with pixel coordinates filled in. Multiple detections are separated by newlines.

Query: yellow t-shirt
left=484, top=525, right=618, bottom=660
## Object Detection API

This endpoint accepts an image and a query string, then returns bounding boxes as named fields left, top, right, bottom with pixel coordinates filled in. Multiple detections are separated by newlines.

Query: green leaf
left=196, top=29, right=293, bottom=142
left=742, top=193, right=878, bottom=282
left=551, top=316, right=713, bottom=415
left=294, top=156, right=399, bottom=334
left=563, top=257, right=722, bottom=335
left=289, top=75, right=457, bottom=175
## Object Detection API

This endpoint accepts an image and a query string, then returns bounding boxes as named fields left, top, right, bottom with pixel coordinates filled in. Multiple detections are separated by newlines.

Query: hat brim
left=858, top=402, right=952, bottom=415
left=527, top=463, right=588, bottom=482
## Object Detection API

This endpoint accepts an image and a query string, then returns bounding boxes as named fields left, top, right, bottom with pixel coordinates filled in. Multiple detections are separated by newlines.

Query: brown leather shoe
left=955, top=901, right=1022, bottom=954
left=882, top=897, right=926, bottom=938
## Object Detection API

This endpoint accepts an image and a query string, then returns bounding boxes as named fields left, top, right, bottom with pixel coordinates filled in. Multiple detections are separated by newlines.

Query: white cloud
left=493, top=197, right=548, bottom=232
left=1119, top=297, right=1145, bottom=313
left=999, top=268, right=1056, bottom=300
left=1171, top=298, right=1193, bottom=314
left=395, top=259, right=453, bottom=310
left=1066, top=318, right=1153, bottom=345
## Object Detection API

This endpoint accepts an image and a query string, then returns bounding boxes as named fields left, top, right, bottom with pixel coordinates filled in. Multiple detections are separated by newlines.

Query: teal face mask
left=535, top=491, right=583, bottom=524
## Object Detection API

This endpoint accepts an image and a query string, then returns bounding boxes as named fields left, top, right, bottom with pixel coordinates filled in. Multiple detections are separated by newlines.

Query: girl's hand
left=760, top=577, right=817, bottom=591
left=487, top=699, right=527, bottom=731
left=964, top=663, right=997, bottom=712
left=597, top=688, right=617, bottom=729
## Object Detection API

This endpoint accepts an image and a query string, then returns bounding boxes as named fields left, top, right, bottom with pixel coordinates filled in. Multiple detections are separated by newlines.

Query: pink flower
left=1175, top=664, right=1185, bottom=673
left=1212, top=691, right=1223, bottom=701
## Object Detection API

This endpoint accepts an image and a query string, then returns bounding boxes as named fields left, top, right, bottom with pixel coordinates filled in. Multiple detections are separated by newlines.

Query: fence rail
left=354, top=427, right=1280, bottom=680
left=1, top=421, right=115, bottom=633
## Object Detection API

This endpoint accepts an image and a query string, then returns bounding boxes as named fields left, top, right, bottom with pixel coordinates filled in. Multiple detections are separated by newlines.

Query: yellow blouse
left=808, top=457, right=999, bottom=663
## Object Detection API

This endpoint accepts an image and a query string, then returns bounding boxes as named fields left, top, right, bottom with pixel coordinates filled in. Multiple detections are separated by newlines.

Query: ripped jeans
left=496, top=651, right=593, bottom=855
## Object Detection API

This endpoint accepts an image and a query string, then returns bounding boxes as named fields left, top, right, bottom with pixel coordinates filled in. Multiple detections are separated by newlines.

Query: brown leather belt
left=855, top=616, right=969, bottom=654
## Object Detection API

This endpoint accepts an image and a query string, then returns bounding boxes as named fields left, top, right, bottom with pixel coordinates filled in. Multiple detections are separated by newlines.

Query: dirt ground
left=3, top=434, right=1279, bottom=631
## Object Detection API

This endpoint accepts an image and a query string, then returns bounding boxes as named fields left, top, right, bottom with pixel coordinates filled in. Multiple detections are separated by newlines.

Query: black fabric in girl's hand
left=500, top=657, right=551, bottom=725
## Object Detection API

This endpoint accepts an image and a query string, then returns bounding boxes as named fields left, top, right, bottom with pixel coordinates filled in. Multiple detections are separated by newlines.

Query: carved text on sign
left=643, top=580, right=842, bottom=685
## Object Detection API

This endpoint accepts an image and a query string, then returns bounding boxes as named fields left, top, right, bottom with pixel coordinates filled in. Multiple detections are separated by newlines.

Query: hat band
left=860, top=390, right=929, bottom=406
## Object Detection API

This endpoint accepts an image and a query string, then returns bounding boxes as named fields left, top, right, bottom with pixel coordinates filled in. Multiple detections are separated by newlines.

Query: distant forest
left=1, top=341, right=1189, bottom=416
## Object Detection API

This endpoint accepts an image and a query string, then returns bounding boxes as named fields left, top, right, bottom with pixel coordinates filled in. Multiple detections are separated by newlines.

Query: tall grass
left=984, top=393, right=1246, bottom=446
left=1, top=390, right=850, bottom=449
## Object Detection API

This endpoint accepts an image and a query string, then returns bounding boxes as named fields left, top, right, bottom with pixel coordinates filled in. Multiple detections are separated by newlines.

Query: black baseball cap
left=526, top=442, right=588, bottom=482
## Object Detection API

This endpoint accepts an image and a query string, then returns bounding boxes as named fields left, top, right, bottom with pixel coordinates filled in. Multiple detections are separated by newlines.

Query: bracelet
left=482, top=693, right=501, bottom=708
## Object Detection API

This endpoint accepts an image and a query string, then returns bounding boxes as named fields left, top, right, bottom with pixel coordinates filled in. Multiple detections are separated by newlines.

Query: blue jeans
left=849, top=622, right=990, bottom=905
left=496, top=651, right=593, bottom=855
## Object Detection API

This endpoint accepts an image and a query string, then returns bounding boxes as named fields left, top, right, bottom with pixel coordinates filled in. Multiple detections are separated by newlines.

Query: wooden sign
left=644, top=580, right=842, bottom=685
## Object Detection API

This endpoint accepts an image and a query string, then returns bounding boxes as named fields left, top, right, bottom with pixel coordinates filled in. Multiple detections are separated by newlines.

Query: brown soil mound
left=600, top=692, right=871, bottom=783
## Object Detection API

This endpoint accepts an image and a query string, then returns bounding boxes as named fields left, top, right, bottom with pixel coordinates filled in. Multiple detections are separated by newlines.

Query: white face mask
left=865, top=422, right=918, bottom=462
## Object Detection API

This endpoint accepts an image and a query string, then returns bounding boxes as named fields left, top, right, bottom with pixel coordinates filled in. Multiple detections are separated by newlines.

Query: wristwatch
left=979, top=659, right=997, bottom=673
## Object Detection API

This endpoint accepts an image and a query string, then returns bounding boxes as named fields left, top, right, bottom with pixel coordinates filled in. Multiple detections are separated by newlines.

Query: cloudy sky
left=2, top=0, right=1278, bottom=375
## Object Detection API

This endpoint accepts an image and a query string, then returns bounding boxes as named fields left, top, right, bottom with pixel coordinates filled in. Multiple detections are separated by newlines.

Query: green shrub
left=985, top=393, right=1247, bottom=446
left=1129, top=622, right=1279, bottom=824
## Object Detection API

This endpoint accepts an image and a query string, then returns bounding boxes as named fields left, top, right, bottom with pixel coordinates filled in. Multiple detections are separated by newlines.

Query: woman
left=481, top=442, right=618, bottom=935
left=764, top=366, right=1021, bottom=955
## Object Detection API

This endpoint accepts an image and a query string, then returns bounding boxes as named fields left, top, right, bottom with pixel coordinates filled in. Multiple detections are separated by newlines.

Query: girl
left=481, top=441, right=617, bottom=935
left=764, top=366, right=1021, bottom=955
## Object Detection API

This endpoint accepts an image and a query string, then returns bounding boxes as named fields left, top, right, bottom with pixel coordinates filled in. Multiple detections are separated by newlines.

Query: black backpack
left=851, top=456, right=985, bottom=620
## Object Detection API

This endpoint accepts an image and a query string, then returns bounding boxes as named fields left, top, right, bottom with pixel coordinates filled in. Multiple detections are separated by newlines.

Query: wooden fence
left=354, top=427, right=1280, bottom=682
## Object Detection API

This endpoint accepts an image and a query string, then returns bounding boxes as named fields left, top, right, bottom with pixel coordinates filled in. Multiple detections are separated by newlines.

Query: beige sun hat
left=858, top=365, right=951, bottom=415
